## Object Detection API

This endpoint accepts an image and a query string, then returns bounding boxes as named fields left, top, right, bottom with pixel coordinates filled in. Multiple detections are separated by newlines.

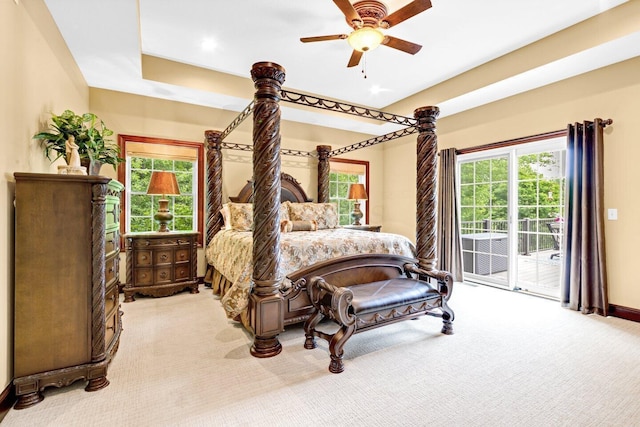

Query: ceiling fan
left=300, top=0, right=432, bottom=68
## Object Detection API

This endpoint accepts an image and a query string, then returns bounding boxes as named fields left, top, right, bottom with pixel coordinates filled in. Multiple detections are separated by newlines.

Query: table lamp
left=147, top=171, right=181, bottom=232
left=348, top=183, right=368, bottom=226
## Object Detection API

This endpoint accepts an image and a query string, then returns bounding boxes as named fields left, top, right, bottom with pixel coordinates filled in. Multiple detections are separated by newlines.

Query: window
left=329, top=159, right=369, bottom=226
left=118, top=135, right=204, bottom=246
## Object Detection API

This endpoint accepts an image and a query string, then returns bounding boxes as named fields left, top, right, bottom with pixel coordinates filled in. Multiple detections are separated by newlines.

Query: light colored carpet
left=4, top=282, right=640, bottom=426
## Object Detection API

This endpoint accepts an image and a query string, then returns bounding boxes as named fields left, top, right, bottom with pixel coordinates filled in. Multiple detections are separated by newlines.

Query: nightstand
left=343, top=224, right=382, bottom=232
left=123, top=231, right=199, bottom=302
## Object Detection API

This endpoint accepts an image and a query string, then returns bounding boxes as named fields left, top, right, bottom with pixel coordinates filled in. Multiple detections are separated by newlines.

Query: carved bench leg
left=328, top=324, right=355, bottom=374
left=304, top=310, right=323, bottom=349
left=441, top=301, right=455, bottom=335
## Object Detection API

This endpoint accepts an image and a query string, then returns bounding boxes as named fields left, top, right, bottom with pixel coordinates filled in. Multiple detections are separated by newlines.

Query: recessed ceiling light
left=201, top=37, right=217, bottom=52
left=369, top=85, right=390, bottom=95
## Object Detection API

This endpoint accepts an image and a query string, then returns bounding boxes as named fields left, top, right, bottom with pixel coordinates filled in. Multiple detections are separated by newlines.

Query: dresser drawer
left=105, top=199, right=120, bottom=228
left=105, top=255, right=119, bottom=288
left=135, top=250, right=153, bottom=267
left=105, top=229, right=119, bottom=258
left=134, top=268, right=154, bottom=285
left=154, top=250, right=173, bottom=265
left=175, top=263, right=191, bottom=281
left=155, top=267, right=173, bottom=284
left=105, top=283, right=119, bottom=316
left=175, top=248, right=190, bottom=263
left=105, top=309, right=118, bottom=348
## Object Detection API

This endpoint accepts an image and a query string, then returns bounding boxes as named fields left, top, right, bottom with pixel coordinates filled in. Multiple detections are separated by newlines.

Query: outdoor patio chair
left=547, top=222, right=562, bottom=260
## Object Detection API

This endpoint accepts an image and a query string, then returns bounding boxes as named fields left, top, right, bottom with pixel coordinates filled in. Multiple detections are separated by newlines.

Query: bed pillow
left=227, top=202, right=290, bottom=231
left=280, top=219, right=318, bottom=233
left=287, top=202, right=339, bottom=230
left=220, top=203, right=232, bottom=230
left=280, top=203, right=290, bottom=222
left=228, top=202, right=253, bottom=231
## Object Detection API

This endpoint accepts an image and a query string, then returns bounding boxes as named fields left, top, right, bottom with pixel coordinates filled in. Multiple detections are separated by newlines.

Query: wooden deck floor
left=465, top=250, right=561, bottom=299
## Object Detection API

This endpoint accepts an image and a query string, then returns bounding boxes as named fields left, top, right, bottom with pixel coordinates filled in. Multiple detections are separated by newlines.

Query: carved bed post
left=414, top=106, right=440, bottom=272
left=316, top=145, right=332, bottom=203
left=249, top=61, right=286, bottom=358
left=205, top=130, right=224, bottom=244
left=203, top=130, right=223, bottom=287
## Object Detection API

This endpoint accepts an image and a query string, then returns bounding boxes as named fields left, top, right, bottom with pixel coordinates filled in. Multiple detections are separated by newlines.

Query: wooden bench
left=302, top=255, right=454, bottom=373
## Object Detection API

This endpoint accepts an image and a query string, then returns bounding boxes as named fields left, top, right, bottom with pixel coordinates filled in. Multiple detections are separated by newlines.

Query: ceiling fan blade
left=347, top=50, right=363, bottom=68
left=382, top=36, right=422, bottom=55
left=333, top=0, right=362, bottom=26
left=383, top=0, right=432, bottom=28
left=300, top=34, right=348, bottom=43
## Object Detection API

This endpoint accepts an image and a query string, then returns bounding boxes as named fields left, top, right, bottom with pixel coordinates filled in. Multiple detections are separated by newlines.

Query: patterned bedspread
left=205, top=228, right=416, bottom=320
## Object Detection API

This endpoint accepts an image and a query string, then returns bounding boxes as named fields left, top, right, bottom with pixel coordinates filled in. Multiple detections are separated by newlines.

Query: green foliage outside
left=329, top=172, right=362, bottom=225
left=460, top=151, right=565, bottom=235
left=129, top=157, right=195, bottom=232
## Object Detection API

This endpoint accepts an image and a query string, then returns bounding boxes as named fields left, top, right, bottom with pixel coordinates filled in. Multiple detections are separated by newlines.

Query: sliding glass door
left=458, top=138, right=565, bottom=298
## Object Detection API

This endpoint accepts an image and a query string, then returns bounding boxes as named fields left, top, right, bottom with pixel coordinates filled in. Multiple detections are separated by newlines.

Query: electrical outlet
left=608, top=208, right=618, bottom=220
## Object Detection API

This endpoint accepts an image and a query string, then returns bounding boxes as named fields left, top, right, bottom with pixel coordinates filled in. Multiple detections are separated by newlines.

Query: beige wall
left=383, top=2, right=640, bottom=310
left=0, top=0, right=90, bottom=391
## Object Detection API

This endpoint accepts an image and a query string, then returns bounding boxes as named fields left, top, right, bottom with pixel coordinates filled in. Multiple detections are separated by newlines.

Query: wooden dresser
left=123, top=231, right=199, bottom=302
left=13, top=173, right=124, bottom=409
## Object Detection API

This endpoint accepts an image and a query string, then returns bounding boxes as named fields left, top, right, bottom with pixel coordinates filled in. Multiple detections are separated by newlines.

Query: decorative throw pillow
left=280, top=202, right=290, bottom=222
left=280, top=219, right=318, bottom=233
left=287, top=202, right=338, bottom=230
left=228, top=202, right=253, bottom=231
left=220, top=203, right=232, bottom=230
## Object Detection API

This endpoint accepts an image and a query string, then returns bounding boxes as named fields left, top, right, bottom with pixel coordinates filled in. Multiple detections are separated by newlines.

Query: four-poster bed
left=204, top=61, right=453, bottom=358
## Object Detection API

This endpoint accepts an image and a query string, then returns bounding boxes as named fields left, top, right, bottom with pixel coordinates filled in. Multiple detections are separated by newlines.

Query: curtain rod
left=456, top=129, right=567, bottom=155
left=455, top=118, right=613, bottom=155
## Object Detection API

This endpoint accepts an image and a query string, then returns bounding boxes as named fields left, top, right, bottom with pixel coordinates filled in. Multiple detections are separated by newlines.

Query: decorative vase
left=81, top=159, right=103, bottom=176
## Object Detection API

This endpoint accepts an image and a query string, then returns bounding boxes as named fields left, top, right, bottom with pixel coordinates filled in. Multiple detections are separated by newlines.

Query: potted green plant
left=33, top=109, right=124, bottom=174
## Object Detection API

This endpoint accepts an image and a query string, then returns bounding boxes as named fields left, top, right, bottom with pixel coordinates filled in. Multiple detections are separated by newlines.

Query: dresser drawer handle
left=141, top=273, right=147, bottom=279
left=141, top=255, right=148, bottom=261
left=179, top=253, right=186, bottom=260
left=160, top=254, right=168, bottom=261
left=159, top=272, right=168, bottom=279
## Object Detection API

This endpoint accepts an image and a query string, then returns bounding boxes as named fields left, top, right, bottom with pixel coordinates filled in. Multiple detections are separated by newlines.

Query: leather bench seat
left=349, top=278, right=440, bottom=315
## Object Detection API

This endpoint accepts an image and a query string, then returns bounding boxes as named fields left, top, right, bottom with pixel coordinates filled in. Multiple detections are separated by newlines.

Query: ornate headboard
left=229, top=172, right=313, bottom=203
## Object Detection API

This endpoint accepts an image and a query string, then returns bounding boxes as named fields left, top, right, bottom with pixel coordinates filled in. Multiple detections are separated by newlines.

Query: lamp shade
left=348, top=183, right=368, bottom=200
left=147, top=171, right=181, bottom=196
left=347, top=27, right=384, bottom=52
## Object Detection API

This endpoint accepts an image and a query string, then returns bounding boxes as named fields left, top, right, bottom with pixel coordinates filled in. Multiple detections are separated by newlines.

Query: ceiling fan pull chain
left=362, top=52, right=367, bottom=79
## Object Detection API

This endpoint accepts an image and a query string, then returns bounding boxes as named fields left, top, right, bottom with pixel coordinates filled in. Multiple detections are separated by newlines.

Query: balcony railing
left=461, top=218, right=560, bottom=255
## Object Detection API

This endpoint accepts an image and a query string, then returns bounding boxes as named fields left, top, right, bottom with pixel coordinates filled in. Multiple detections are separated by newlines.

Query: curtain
left=561, top=119, right=609, bottom=315
left=437, top=148, right=463, bottom=281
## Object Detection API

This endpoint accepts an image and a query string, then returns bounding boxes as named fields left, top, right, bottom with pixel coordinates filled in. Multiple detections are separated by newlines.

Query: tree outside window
left=329, top=159, right=369, bottom=226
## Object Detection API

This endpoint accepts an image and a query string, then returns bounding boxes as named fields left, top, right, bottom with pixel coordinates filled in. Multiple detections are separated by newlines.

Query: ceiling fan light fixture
left=347, top=27, right=384, bottom=52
